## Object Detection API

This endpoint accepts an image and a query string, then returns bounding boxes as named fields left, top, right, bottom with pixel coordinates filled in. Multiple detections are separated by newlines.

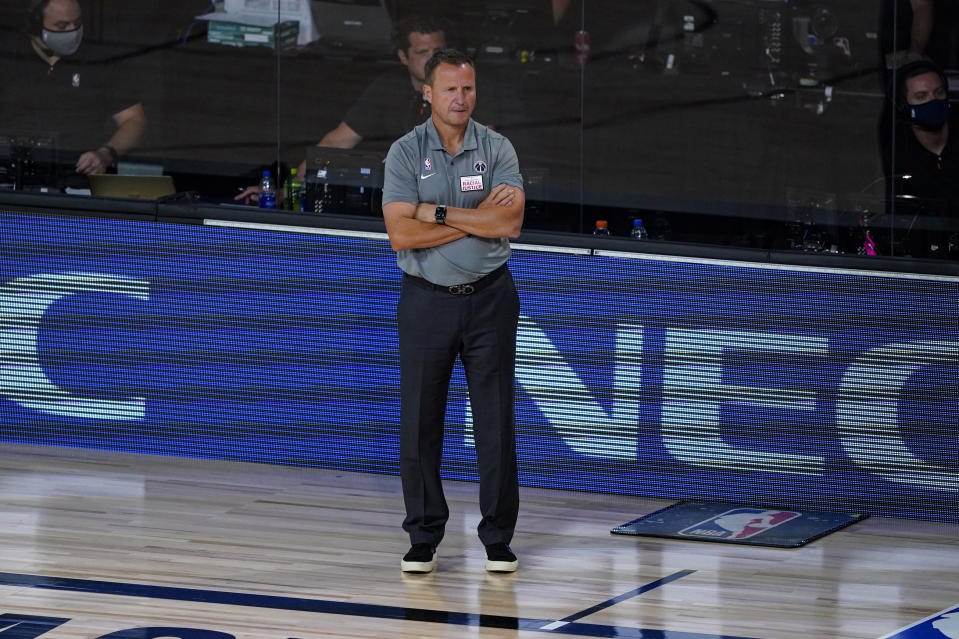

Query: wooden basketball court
left=1, top=444, right=957, bottom=639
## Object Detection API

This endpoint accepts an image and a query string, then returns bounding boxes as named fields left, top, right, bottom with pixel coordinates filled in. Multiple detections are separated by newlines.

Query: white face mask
left=41, top=25, right=83, bottom=56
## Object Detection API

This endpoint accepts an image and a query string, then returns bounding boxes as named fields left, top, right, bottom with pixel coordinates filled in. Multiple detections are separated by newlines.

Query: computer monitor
left=310, top=0, right=393, bottom=57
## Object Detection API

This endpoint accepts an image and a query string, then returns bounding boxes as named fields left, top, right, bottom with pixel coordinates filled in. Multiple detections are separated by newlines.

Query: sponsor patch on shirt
left=460, top=175, right=484, bottom=192
left=424, top=157, right=432, bottom=171
left=473, top=160, right=487, bottom=173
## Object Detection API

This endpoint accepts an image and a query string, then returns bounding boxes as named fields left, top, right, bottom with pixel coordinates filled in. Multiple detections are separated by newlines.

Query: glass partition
left=1, top=0, right=956, bottom=261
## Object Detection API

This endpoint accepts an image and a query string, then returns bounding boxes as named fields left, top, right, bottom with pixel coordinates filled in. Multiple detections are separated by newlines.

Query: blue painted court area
left=879, top=605, right=959, bottom=639
left=0, top=571, right=764, bottom=639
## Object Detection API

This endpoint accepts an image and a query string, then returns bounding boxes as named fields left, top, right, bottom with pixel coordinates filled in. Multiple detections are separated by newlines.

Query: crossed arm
left=382, top=183, right=525, bottom=251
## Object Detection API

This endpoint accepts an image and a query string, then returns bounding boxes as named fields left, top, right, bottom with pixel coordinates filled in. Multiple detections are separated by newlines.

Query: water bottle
left=630, top=218, right=648, bottom=239
left=259, top=170, right=276, bottom=209
left=592, top=220, right=610, bottom=236
left=858, top=216, right=877, bottom=256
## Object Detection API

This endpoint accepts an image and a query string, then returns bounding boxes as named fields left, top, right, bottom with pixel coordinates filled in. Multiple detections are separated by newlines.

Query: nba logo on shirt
left=424, top=158, right=432, bottom=171
left=473, top=160, right=487, bottom=173
left=72, top=73, right=81, bottom=88
left=678, top=508, right=802, bottom=540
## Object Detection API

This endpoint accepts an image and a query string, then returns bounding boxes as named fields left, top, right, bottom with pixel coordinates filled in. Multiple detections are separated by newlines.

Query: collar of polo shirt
left=426, top=118, right=478, bottom=156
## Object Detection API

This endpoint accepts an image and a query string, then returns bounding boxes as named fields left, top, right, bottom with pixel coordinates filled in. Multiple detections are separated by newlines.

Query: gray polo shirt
left=382, top=118, right=524, bottom=286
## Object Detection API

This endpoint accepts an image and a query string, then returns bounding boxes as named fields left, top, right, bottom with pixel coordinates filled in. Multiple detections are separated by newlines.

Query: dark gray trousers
left=397, top=267, right=520, bottom=547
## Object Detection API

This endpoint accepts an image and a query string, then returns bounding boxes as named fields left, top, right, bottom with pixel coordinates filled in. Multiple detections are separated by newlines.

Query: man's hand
left=383, top=201, right=468, bottom=250
left=75, top=148, right=113, bottom=175
left=439, top=183, right=524, bottom=239
left=414, top=202, right=437, bottom=223
left=479, top=184, right=516, bottom=209
left=234, top=185, right=261, bottom=204
left=411, top=185, right=517, bottom=224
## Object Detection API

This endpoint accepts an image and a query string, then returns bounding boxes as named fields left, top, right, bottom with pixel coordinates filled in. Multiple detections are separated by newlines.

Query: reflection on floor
left=0, top=444, right=957, bottom=639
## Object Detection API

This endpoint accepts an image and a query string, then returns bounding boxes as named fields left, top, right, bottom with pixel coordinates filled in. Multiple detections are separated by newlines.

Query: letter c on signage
left=0, top=272, right=149, bottom=420
left=836, top=340, right=959, bottom=491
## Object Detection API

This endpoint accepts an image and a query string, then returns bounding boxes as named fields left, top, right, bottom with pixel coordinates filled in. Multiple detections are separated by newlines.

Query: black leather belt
left=404, top=264, right=508, bottom=295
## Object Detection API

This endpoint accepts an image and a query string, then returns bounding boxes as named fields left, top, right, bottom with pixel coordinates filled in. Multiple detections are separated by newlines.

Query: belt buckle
left=448, top=283, right=475, bottom=295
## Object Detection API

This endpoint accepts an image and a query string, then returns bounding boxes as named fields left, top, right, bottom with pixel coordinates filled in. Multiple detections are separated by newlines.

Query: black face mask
left=907, top=98, right=950, bottom=131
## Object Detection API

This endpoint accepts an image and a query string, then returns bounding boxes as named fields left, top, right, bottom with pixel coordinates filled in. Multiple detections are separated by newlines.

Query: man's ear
left=423, top=84, right=432, bottom=104
left=397, top=48, right=408, bottom=65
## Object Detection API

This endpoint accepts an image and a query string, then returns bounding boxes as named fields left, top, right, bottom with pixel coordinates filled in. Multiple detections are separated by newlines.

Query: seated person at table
left=312, top=15, right=447, bottom=152
left=0, top=0, right=147, bottom=178
left=887, top=60, right=959, bottom=209
left=235, top=16, right=446, bottom=203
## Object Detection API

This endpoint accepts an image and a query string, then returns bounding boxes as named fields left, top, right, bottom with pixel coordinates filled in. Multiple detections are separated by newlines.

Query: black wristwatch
left=434, top=204, right=447, bottom=225
left=99, top=145, right=119, bottom=166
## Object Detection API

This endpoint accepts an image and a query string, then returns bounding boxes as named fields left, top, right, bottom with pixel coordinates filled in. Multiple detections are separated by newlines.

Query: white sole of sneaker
left=401, top=554, right=437, bottom=573
left=485, top=558, right=518, bottom=573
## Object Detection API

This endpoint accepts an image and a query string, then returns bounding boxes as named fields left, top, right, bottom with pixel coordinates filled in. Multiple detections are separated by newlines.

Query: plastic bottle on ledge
left=289, top=169, right=304, bottom=212
left=282, top=168, right=294, bottom=210
left=259, top=170, right=276, bottom=209
left=859, top=216, right=877, bottom=256
left=574, top=30, right=590, bottom=67
left=592, top=220, right=610, bottom=236
left=630, top=218, right=649, bottom=239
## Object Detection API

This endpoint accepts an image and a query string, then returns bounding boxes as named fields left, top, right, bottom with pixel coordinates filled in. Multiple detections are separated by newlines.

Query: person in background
left=235, top=16, right=446, bottom=203
left=0, top=0, right=147, bottom=177
left=310, top=16, right=447, bottom=153
left=889, top=60, right=959, bottom=207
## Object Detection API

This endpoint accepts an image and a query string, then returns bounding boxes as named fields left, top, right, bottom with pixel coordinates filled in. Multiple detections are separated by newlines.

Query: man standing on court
left=381, top=49, right=525, bottom=574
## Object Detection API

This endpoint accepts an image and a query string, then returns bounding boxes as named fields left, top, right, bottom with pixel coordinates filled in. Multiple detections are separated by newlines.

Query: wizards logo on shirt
left=473, top=160, right=487, bottom=173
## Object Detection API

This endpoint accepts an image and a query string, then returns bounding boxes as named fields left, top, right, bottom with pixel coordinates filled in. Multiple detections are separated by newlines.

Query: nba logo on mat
left=879, top=606, right=959, bottom=638
left=679, top=508, right=802, bottom=540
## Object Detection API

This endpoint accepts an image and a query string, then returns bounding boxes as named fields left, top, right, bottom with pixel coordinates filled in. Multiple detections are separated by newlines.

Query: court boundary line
left=558, top=569, right=697, bottom=625
left=0, top=571, right=762, bottom=639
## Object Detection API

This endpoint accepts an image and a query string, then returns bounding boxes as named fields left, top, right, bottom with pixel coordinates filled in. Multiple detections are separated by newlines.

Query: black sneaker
left=401, top=543, right=437, bottom=573
left=484, top=542, right=518, bottom=573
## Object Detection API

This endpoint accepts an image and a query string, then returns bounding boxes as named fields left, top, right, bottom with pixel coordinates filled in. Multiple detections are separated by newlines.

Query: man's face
left=397, top=31, right=446, bottom=85
left=424, top=62, right=476, bottom=129
left=905, top=71, right=946, bottom=106
left=42, top=0, right=83, bottom=32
